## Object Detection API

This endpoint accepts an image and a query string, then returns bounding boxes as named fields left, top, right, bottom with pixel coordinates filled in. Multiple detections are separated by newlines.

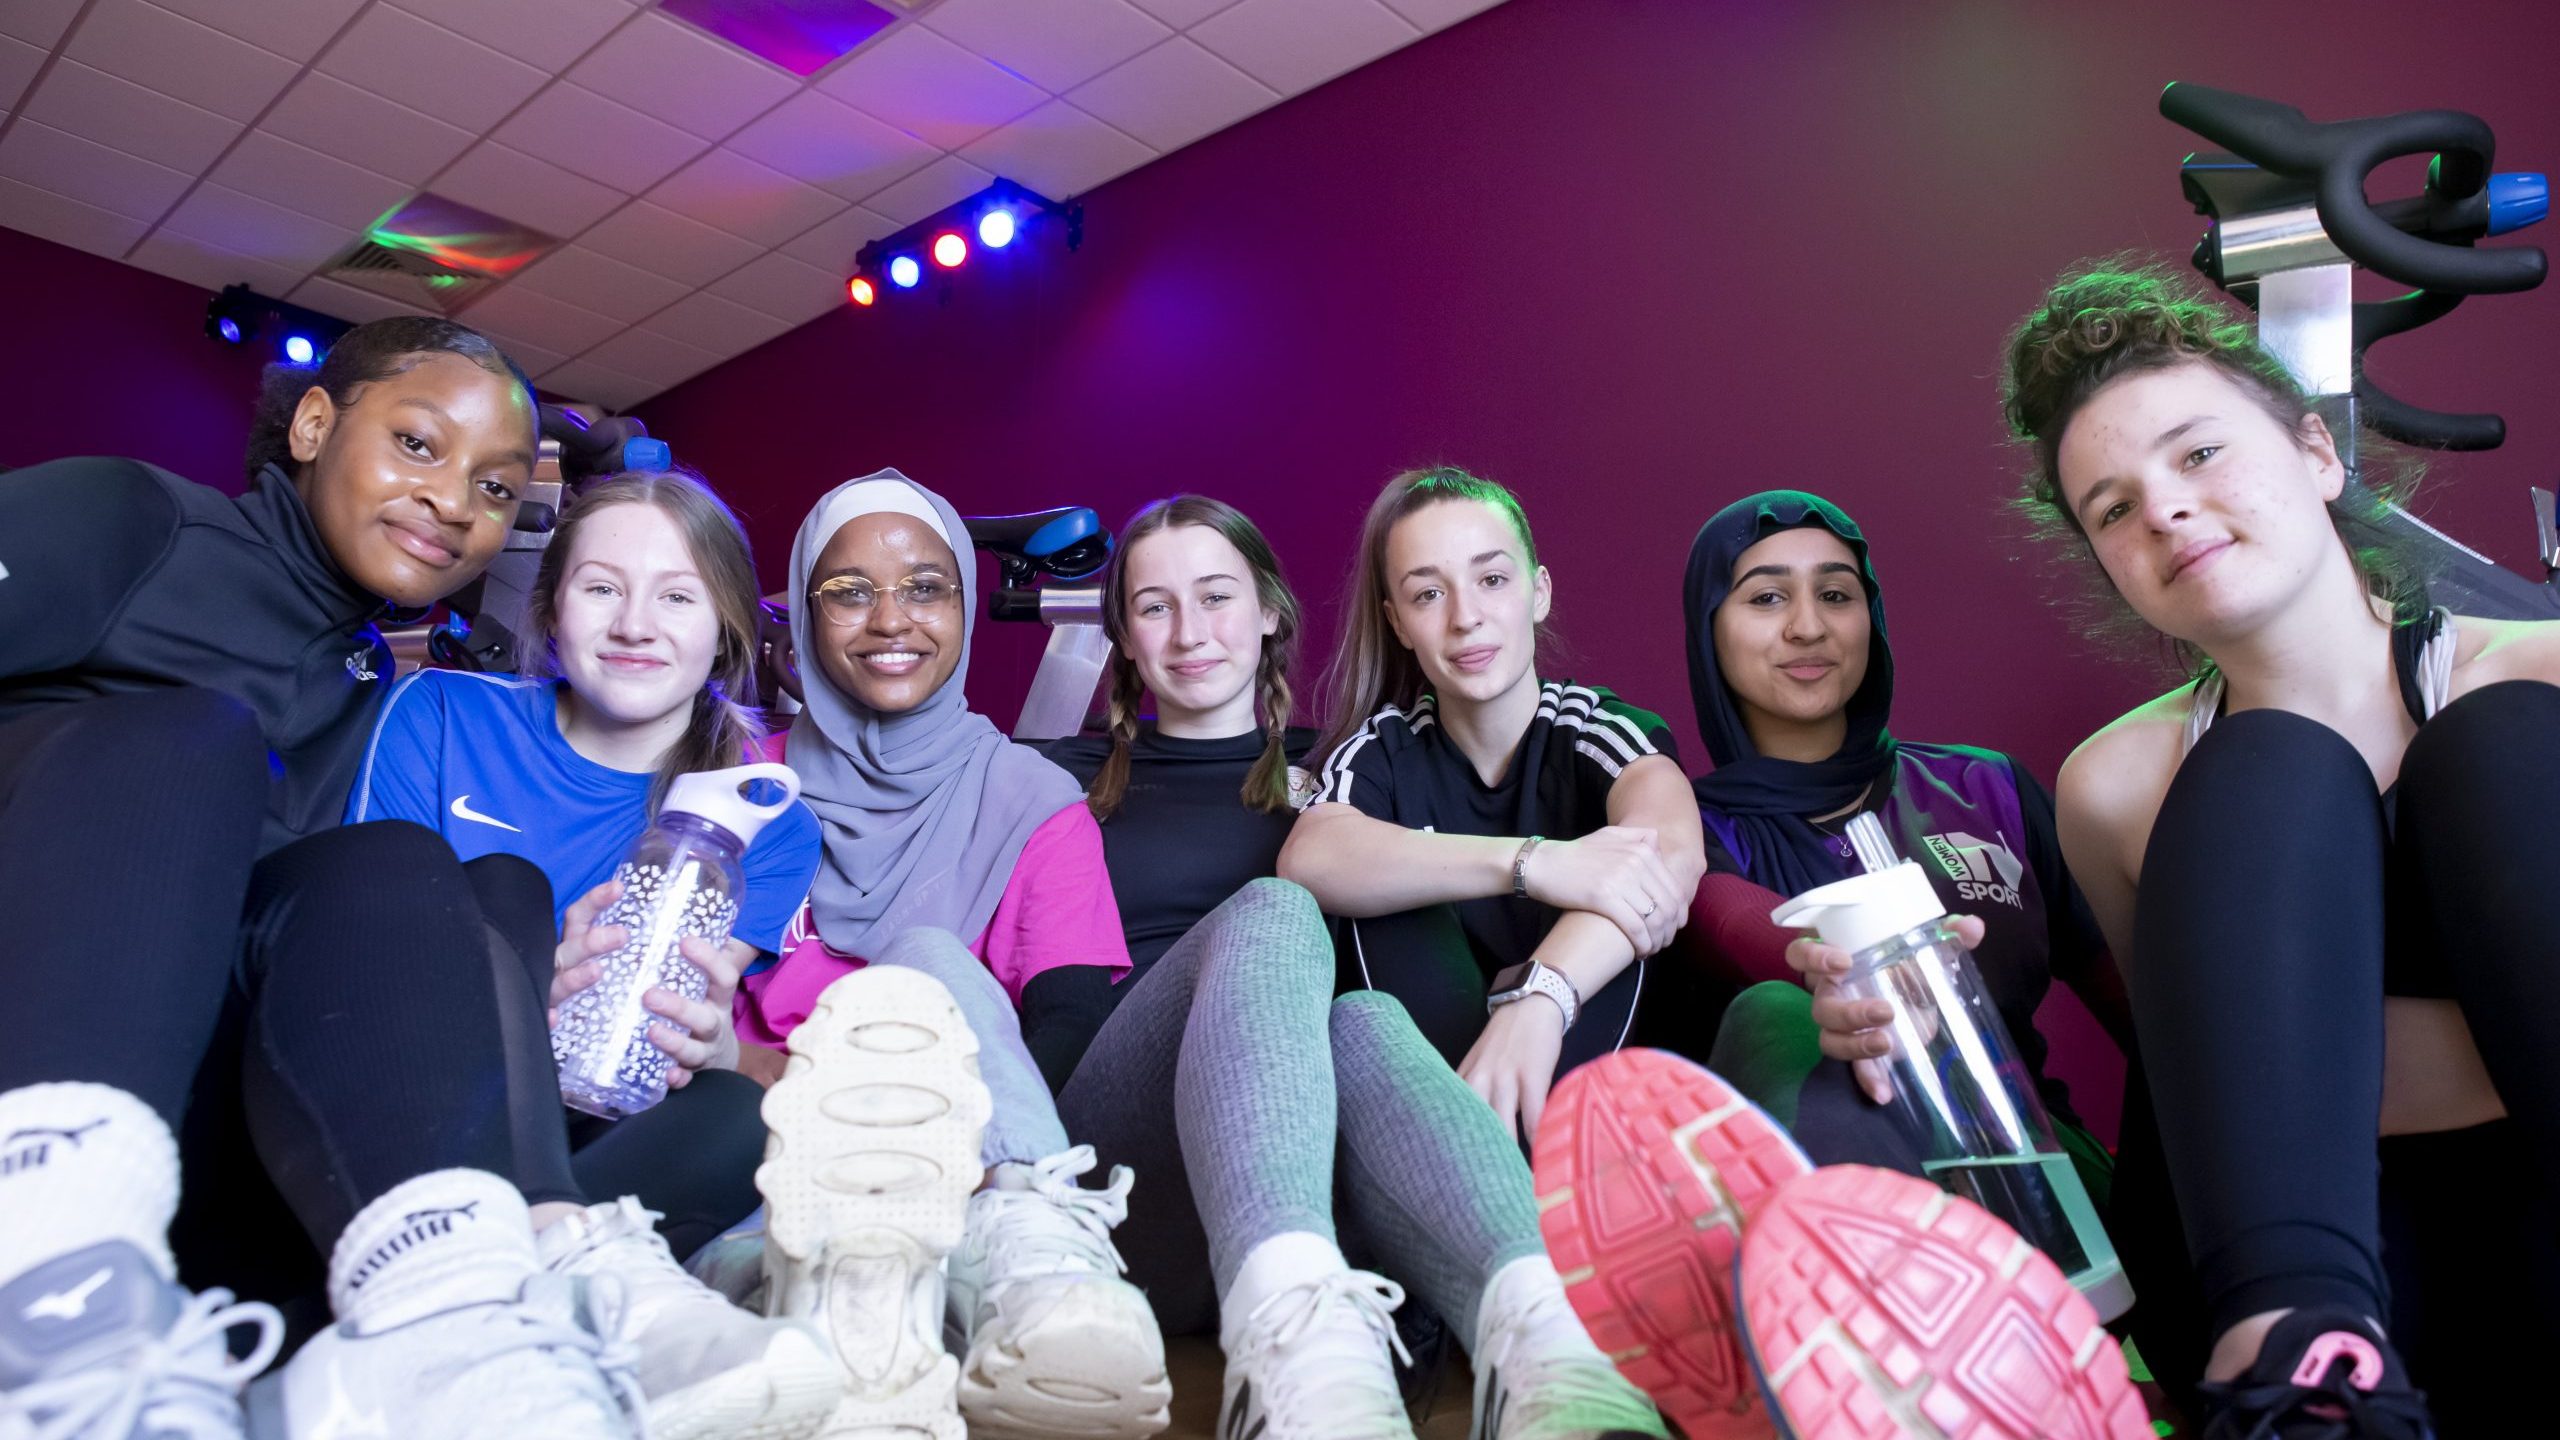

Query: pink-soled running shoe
left=1531, top=1049, right=1813, bottom=1440
left=1737, top=1165, right=2152, bottom=1440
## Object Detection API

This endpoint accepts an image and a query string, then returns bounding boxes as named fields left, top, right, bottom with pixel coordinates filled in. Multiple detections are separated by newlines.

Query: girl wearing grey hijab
left=738, top=470, right=1171, bottom=1440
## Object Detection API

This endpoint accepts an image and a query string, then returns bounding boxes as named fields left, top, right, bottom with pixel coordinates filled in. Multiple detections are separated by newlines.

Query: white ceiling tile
left=0, top=119, right=192, bottom=223
left=391, top=0, right=631, bottom=71
left=208, top=132, right=411, bottom=232
left=160, top=182, right=356, bottom=276
left=538, top=356, right=654, bottom=411
left=567, top=12, right=797, bottom=140
left=776, top=203, right=897, bottom=270
left=19, top=59, right=244, bottom=174
left=65, top=0, right=301, bottom=123
left=1068, top=37, right=1274, bottom=152
left=642, top=290, right=795, bottom=357
left=725, top=90, right=937, bottom=204
left=577, top=199, right=761, bottom=286
left=488, top=336, right=571, bottom=378
left=1123, top=0, right=1240, bottom=26
left=643, top=147, right=842, bottom=247
left=1190, top=0, right=1416, bottom=94
left=508, top=243, right=690, bottom=324
left=0, top=175, right=151, bottom=258
left=147, top=0, right=368, bottom=62
left=260, top=74, right=478, bottom=185
left=959, top=100, right=1154, bottom=200
left=317, top=5, right=548, bottom=133
left=493, top=82, right=708, bottom=195
left=861, top=154, right=994, bottom=226
left=922, top=0, right=1171, bottom=95
left=0, top=0, right=83, bottom=49
left=0, top=34, right=45, bottom=111
left=1379, top=0, right=1505, bottom=28
left=582, top=326, right=720, bottom=388
left=815, top=24, right=1046, bottom=152
left=709, top=250, right=846, bottom=324
left=455, top=282, right=623, bottom=355
left=434, top=142, right=624, bottom=240
left=289, top=274, right=432, bottom=325
left=129, top=229, right=307, bottom=297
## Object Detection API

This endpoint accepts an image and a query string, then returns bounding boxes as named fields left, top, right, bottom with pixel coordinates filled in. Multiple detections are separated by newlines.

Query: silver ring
left=1640, top=900, right=1657, bottom=917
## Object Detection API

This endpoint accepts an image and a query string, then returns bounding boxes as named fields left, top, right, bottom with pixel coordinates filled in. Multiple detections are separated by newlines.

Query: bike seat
left=965, top=506, right=1111, bottom=581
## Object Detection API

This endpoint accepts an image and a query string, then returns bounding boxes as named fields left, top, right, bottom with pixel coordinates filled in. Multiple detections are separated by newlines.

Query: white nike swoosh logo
left=23, top=1266, right=110, bottom=1322
left=450, top=795, right=522, bottom=833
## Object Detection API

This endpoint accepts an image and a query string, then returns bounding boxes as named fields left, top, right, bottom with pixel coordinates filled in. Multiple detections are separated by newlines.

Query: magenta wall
left=640, top=0, right=2560, bottom=1138
left=0, top=226, right=271, bottom=491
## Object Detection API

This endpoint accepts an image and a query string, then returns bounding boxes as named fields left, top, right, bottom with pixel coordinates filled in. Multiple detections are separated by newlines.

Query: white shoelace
left=1233, top=1270, right=1413, bottom=1439
left=16, top=1287, right=283, bottom=1440
left=418, top=1276, right=647, bottom=1427
left=974, top=1145, right=1134, bottom=1284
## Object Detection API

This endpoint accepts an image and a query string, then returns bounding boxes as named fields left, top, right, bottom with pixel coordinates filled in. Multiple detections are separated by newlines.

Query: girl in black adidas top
left=1041, top=495, right=1663, bottom=1440
left=1282, top=467, right=1706, bottom=1144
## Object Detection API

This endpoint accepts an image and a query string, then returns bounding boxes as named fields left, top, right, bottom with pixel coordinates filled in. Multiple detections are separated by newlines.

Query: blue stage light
left=217, top=317, right=243, bottom=343
left=977, top=208, right=1017, bottom=249
left=888, top=254, right=922, bottom=289
left=283, top=334, right=316, bottom=365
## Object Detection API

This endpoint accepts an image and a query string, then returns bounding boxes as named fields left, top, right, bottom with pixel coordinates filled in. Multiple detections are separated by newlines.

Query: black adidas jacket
left=0, top=457, right=394, bottom=852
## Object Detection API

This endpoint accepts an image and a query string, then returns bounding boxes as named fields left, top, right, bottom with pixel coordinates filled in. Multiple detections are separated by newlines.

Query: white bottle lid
left=662, top=762, right=802, bottom=849
left=1768, top=861, right=1946, bottom=956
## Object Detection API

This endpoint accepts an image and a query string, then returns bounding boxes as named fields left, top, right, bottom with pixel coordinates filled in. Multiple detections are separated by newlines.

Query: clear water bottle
left=553, top=762, right=801, bottom=1119
left=1771, top=843, right=2135, bottom=1322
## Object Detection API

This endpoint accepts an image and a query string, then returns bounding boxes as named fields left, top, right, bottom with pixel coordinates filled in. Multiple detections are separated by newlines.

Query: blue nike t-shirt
left=345, top=670, right=820, bottom=955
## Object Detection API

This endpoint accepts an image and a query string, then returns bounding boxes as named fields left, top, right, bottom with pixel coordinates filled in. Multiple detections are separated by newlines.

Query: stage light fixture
left=848, top=275, right=877, bottom=306
left=283, top=334, right=317, bottom=365
left=888, top=254, right=922, bottom=289
left=203, top=283, right=351, bottom=361
left=932, top=232, right=967, bottom=268
left=847, top=179, right=1082, bottom=312
left=977, top=208, right=1017, bottom=249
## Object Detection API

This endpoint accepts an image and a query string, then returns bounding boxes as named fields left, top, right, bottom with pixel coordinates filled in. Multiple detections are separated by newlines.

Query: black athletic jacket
left=0, top=457, right=394, bottom=852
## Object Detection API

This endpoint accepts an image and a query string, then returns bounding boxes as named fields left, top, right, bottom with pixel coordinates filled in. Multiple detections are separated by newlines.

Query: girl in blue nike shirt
left=349, top=469, right=821, bottom=1248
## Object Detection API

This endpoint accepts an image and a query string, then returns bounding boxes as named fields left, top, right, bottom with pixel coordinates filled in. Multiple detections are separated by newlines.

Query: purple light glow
left=658, top=0, right=899, bottom=78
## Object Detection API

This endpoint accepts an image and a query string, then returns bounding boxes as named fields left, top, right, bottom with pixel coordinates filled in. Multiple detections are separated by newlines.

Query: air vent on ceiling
left=326, top=193, right=559, bottom=315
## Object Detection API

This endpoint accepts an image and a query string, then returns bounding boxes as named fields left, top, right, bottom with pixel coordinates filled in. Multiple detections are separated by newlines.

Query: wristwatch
left=1486, top=960, right=1581, bottom=1030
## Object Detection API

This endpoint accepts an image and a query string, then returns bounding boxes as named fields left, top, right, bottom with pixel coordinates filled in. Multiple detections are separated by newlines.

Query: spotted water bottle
left=553, top=762, right=801, bottom=1119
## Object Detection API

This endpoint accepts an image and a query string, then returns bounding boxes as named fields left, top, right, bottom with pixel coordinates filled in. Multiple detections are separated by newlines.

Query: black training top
left=0, top=457, right=393, bottom=852
left=1312, top=680, right=1678, bottom=978
left=1045, top=723, right=1317, bottom=976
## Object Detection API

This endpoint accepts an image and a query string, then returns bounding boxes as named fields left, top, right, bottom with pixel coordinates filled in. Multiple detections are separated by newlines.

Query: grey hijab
left=784, top=469, right=1085, bottom=959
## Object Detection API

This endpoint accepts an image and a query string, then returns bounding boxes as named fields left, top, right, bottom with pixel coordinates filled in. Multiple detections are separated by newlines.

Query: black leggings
left=2124, top=682, right=2560, bottom=1416
left=1340, top=902, right=1641, bottom=1079
left=0, top=689, right=760, bottom=1305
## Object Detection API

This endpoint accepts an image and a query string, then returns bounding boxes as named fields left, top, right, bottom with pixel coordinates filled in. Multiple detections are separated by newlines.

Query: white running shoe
left=256, top=1170, right=643, bottom=1440
left=1218, top=1244, right=1416, bottom=1440
left=757, top=965, right=992, bottom=1440
left=947, top=1146, right=1169, bottom=1439
left=538, top=1196, right=842, bottom=1440
left=0, top=1081, right=283, bottom=1440
left=1468, top=1256, right=1668, bottom=1440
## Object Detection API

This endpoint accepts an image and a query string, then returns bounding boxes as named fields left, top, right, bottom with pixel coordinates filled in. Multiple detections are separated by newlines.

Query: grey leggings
left=869, top=878, right=1544, bottom=1340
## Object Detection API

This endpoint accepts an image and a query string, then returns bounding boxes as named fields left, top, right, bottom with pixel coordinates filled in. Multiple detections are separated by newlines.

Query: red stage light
left=847, top=275, right=876, bottom=306
left=931, top=232, right=967, bottom=268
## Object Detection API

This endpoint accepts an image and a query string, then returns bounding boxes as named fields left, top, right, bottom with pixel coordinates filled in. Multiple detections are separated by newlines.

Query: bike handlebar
left=2160, top=82, right=2545, bottom=294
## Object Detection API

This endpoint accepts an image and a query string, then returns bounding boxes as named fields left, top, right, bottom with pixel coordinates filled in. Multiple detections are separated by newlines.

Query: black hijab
left=1685, top=490, right=1898, bottom=897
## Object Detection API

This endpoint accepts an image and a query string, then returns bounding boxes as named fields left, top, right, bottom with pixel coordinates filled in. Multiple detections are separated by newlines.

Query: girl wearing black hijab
left=1680, top=490, right=2127, bottom=1181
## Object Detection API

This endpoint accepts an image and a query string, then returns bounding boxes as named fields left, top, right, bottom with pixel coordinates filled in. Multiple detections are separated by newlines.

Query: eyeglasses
left=808, top=573, right=958, bottom=624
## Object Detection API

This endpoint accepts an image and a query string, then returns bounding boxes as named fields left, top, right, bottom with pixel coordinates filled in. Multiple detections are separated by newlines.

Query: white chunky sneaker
left=1218, top=1234, right=1415, bottom=1440
left=757, top=966, right=991, bottom=1440
left=947, top=1146, right=1169, bottom=1439
left=1468, top=1256, right=1668, bottom=1440
left=256, top=1169, right=643, bottom=1440
left=0, top=1082, right=283, bottom=1439
left=539, top=1196, right=842, bottom=1440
